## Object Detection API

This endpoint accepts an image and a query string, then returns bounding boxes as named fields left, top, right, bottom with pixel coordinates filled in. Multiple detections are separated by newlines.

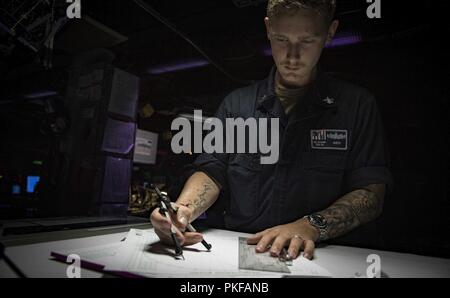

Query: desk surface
left=1, top=224, right=449, bottom=278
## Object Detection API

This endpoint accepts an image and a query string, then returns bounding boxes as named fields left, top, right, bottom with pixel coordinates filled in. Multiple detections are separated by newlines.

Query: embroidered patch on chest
left=310, top=129, right=348, bottom=150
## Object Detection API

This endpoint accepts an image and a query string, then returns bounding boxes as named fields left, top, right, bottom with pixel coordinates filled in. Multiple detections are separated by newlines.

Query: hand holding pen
left=157, top=199, right=185, bottom=259
left=149, top=184, right=211, bottom=259
left=169, top=203, right=212, bottom=251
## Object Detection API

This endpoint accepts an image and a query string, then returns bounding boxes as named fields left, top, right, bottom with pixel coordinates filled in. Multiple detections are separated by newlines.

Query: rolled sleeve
left=344, top=93, right=393, bottom=193
left=190, top=152, right=228, bottom=190
left=184, top=94, right=232, bottom=190
left=346, top=166, right=393, bottom=190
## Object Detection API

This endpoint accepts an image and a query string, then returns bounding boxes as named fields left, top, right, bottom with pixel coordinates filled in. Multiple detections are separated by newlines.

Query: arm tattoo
left=191, top=182, right=213, bottom=210
left=318, top=184, right=385, bottom=240
left=177, top=172, right=220, bottom=220
left=183, top=179, right=217, bottom=219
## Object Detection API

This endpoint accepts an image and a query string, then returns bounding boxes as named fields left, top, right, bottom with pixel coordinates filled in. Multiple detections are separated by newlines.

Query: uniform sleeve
left=344, top=93, right=393, bottom=194
left=184, top=95, right=231, bottom=190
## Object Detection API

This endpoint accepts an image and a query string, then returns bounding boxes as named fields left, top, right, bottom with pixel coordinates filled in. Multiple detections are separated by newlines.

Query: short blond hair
left=267, top=0, right=337, bottom=25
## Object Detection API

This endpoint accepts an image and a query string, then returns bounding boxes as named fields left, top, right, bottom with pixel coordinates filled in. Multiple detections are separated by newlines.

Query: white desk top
left=1, top=228, right=449, bottom=278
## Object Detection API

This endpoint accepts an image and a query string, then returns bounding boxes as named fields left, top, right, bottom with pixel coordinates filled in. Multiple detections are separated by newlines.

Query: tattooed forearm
left=177, top=171, right=220, bottom=220
left=317, top=184, right=385, bottom=240
left=190, top=182, right=213, bottom=210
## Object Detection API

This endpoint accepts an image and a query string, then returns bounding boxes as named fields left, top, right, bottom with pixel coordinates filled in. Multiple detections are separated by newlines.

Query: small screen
left=134, top=129, right=158, bottom=165
left=27, top=176, right=40, bottom=193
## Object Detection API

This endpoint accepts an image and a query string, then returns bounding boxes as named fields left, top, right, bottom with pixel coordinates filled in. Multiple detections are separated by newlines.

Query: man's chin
left=279, top=72, right=304, bottom=85
left=278, top=67, right=316, bottom=87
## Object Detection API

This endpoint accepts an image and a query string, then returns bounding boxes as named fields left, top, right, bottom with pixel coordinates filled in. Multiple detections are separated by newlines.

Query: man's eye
left=275, top=37, right=287, bottom=42
left=302, top=40, right=314, bottom=44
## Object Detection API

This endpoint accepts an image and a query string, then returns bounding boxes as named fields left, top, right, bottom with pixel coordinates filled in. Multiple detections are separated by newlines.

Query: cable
left=132, top=0, right=254, bottom=85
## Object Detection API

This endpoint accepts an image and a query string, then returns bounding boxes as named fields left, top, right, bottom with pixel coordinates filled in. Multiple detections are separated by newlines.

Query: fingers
left=170, top=224, right=186, bottom=245
left=287, top=236, right=304, bottom=259
left=150, top=208, right=171, bottom=232
left=151, top=207, right=185, bottom=244
left=151, top=206, right=203, bottom=247
left=182, top=232, right=204, bottom=246
left=155, top=223, right=202, bottom=247
left=175, top=207, right=191, bottom=230
left=167, top=205, right=192, bottom=231
left=302, top=239, right=315, bottom=260
left=246, top=231, right=266, bottom=245
left=255, top=233, right=276, bottom=253
left=247, top=229, right=316, bottom=260
left=269, top=235, right=289, bottom=257
left=266, top=236, right=314, bottom=259
left=154, top=227, right=174, bottom=245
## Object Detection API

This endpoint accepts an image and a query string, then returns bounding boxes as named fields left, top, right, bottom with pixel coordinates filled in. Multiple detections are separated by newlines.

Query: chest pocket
left=295, top=151, right=347, bottom=213
left=227, top=154, right=262, bottom=218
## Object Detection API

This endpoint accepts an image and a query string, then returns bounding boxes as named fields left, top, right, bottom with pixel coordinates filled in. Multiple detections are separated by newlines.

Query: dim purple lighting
left=261, top=31, right=362, bottom=56
left=102, top=120, right=136, bottom=155
left=147, top=59, right=209, bottom=74
left=262, top=47, right=272, bottom=57
left=326, top=32, right=362, bottom=48
left=23, top=91, right=58, bottom=99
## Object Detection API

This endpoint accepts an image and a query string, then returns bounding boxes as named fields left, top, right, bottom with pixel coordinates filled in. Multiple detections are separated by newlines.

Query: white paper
left=58, top=242, right=125, bottom=269
left=105, top=229, right=331, bottom=278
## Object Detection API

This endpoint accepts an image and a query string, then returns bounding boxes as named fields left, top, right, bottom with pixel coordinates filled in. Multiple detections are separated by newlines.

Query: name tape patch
left=311, top=129, right=348, bottom=150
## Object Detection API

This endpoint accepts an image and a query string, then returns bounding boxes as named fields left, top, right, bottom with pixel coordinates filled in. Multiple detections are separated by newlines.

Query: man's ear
left=326, top=20, right=339, bottom=44
left=264, top=17, right=271, bottom=40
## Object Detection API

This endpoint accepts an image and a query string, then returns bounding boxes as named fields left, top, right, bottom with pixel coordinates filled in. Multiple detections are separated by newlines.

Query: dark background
left=0, top=1, right=448, bottom=257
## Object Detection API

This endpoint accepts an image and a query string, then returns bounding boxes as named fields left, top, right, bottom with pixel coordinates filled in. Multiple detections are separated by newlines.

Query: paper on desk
left=53, top=242, right=125, bottom=270
left=105, top=229, right=331, bottom=278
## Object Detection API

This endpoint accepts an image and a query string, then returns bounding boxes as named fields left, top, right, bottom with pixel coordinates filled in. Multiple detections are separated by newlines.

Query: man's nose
left=286, top=43, right=301, bottom=61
